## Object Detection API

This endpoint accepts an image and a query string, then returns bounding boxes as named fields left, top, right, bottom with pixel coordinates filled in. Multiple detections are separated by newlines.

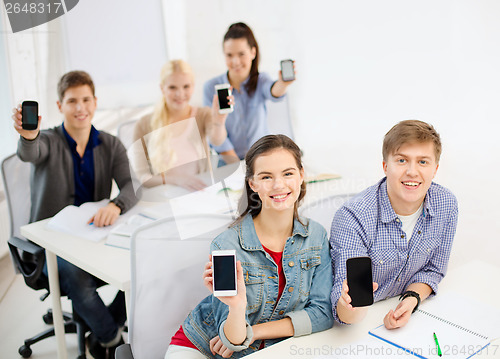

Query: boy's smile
left=383, top=141, right=439, bottom=215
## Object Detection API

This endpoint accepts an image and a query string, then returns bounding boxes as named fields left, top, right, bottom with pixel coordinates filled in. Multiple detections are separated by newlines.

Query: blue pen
left=138, top=213, right=156, bottom=221
left=89, top=222, right=94, bottom=226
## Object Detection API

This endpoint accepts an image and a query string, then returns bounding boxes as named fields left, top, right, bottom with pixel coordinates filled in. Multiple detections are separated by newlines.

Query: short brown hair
left=57, top=71, right=95, bottom=101
left=383, top=120, right=442, bottom=162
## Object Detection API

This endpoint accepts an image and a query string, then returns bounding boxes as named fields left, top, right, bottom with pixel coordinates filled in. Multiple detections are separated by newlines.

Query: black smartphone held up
left=280, top=59, right=295, bottom=82
left=214, top=84, right=233, bottom=114
left=212, top=250, right=237, bottom=297
left=346, top=256, right=374, bottom=307
left=22, top=100, right=39, bottom=130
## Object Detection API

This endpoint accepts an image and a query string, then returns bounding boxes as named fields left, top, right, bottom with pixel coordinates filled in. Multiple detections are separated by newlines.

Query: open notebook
left=369, top=292, right=500, bottom=359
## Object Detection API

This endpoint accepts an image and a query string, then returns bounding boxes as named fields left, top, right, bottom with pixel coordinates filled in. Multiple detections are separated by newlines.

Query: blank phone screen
left=281, top=60, right=295, bottom=81
left=346, top=257, right=373, bottom=307
left=213, top=255, right=236, bottom=291
left=23, top=104, right=38, bottom=125
left=217, top=88, right=230, bottom=109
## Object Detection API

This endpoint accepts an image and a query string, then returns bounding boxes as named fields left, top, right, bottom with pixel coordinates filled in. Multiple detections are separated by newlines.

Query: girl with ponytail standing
left=204, top=23, right=296, bottom=160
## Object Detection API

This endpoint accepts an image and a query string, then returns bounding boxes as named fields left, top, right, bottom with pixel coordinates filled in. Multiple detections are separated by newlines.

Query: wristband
left=399, top=290, right=421, bottom=313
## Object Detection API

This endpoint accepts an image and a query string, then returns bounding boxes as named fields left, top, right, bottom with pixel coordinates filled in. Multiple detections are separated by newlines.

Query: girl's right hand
left=12, top=105, right=41, bottom=140
left=203, top=255, right=247, bottom=309
left=211, top=93, right=235, bottom=126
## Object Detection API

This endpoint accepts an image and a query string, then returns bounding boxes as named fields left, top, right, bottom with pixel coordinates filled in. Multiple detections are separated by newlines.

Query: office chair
left=300, top=193, right=357, bottom=233
left=115, top=213, right=234, bottom=359
left=1, top=154, right=89, bottom=359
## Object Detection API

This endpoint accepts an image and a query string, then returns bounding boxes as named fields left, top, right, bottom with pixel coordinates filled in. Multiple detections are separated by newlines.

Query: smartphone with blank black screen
left=22, top=100, right=38, bottom=130
left=346, top=256, right=374, bottom=307
left=212, top=250, right=237, bottom=297
left=214, top=84, right=233, bottom=114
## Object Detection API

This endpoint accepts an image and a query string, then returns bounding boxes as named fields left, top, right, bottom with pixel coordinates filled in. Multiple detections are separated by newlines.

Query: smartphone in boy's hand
left=21, top=101, right=38, bottom=130
left=346, top=256, right=374, bottom=307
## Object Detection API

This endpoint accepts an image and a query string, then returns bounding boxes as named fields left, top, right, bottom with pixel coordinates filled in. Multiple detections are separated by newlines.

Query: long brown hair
left=223, top=22, right=260, bottom=96
left=236, top=135, right=306, bottom=223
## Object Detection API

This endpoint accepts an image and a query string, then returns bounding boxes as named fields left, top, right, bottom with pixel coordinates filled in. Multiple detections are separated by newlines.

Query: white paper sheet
left=368, top=292, right=500, bottom=359
left=47, top=200, right=148, bottom=242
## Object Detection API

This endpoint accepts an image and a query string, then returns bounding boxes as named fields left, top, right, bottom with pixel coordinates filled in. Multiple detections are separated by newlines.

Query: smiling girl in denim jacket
left=166, top=135, right=334, bottom=358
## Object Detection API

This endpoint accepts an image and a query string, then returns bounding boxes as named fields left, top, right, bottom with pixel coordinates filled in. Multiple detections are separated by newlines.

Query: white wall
left=295, top=1, right=500, bottom=178
left=183, top=0, right=500, bottom=178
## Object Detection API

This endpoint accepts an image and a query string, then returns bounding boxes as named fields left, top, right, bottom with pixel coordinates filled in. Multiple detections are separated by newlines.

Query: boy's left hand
left=88, top=202, right=121, bottom=227
left=383, top=296, right=418, bottom=329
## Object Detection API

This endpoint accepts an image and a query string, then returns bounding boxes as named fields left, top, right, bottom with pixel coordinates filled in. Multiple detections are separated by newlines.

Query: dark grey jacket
left=17, top=125, right=138, bottom=222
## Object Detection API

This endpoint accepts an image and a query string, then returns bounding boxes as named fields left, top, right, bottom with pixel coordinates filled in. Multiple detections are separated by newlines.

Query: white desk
left=246, top=260, right=500, bottom=359
left=21, top=219, right=131, bottom=359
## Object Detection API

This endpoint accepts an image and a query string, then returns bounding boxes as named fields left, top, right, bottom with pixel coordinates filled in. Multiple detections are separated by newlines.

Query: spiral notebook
left=368, top=292, right=500, bottom=359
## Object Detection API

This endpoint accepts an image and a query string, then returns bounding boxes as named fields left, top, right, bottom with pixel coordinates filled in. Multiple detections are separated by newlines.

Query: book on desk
left=45, top=180, right=240, bottom=249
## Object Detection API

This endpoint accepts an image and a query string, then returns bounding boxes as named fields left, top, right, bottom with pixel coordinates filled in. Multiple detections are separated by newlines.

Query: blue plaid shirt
left=329, top=178, right=458, bottom=324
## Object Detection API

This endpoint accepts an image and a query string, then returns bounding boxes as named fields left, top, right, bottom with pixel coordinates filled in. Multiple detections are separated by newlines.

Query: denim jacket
left=182, top=214, right=334, bottom=358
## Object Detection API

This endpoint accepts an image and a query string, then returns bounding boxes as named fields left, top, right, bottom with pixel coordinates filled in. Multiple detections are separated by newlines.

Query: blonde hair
left=149, top=60, right=195, bottom=174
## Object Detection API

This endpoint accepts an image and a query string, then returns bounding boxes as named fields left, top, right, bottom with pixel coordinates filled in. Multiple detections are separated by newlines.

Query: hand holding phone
left=22, top=101, right=39, bottom=130
left=212, top=250, right=237, bottom=297
left=12, top=102, right=40, bottom=140
left=280, top=59, right=295, bottom=82
left=346, top=257, right=374, bottom=307
left=215, top=84, right=233, bottom=114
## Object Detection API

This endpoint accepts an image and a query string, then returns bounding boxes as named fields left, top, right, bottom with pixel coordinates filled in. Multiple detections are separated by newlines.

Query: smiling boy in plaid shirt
left=330, top=120, right=458, bottom=328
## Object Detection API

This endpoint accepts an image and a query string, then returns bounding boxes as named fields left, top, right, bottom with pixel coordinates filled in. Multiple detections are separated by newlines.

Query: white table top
left=20, top=218, right=130, bottom=291
left=246, top=260, right=500, bottom=359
